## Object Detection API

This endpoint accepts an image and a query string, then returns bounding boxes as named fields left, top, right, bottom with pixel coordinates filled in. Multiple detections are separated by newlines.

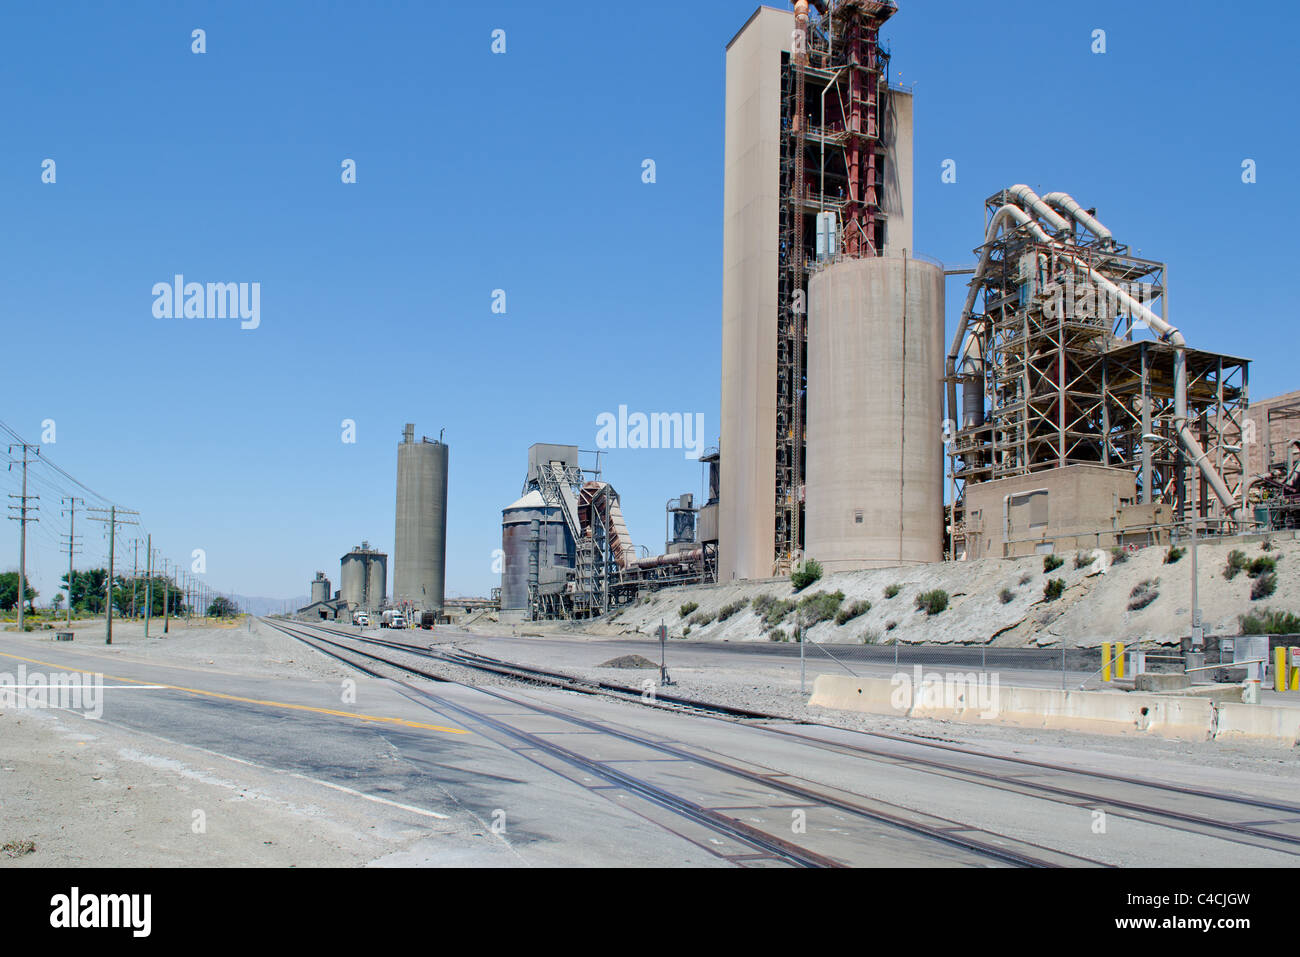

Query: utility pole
left=161, top=558, right=171, bottom=634
left=6, top=443, right=40, bottom=632
left=144, top=537, right=153, bottom=638
left=131, top=538, right=139, bottom=619
left=60, top=496, right=83, bottom=629
left=86, top=506, right=140, bottom=645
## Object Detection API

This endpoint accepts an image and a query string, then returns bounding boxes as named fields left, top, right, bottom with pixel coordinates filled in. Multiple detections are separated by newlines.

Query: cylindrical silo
left=500, top=491, right=570, bottom=610
left=339, top=551, right=366, bottom=609
left=805, top=255, right=945, bottom=571
left=310, top=572, right=330, bottom=605
left=394, top=424, right=449, bottom=612
left=365, top=554, right=387, bottom=610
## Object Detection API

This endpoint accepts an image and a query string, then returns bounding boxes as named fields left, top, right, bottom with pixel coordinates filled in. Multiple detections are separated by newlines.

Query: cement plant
left=3, top=0, right=1298, bottom=903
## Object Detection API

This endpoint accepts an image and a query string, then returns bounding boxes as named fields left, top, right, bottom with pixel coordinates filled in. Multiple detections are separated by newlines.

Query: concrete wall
left=719, top=6, right=790, bottom=583
left=805, top=256, right=944, bottom=570
left=1247, top=390, right=1300, bottom=481
left=963, top=465, right=1139, bottom=559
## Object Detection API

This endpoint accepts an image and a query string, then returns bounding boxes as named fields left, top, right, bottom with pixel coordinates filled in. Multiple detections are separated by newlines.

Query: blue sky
left=2, top=0, right=1296, bottom=604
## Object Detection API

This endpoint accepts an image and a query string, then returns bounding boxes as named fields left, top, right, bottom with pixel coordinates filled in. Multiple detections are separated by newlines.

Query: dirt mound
left=597, top=654, right=659, bottom=670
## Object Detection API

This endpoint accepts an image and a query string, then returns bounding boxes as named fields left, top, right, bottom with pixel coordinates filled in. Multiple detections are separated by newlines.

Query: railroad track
left=285, top=619, right=1300, bottom=861
left=265, top=618, right=1106, bottom=868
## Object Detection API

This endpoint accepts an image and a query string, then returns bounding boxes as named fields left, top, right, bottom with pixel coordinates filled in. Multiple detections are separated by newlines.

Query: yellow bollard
left=1116, top=642, right=1126, bottom=679
left=1102, top=642, right=1112, bottom=682
left=1291, top=648, right=1299, bottom=692
left=1276, top=647, right=1289, bottom=692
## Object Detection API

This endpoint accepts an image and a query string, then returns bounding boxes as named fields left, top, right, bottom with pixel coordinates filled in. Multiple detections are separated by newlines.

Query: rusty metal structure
left=945, top=188, right=1250, bottom=558
left=775, top=0, right=899, bottom=574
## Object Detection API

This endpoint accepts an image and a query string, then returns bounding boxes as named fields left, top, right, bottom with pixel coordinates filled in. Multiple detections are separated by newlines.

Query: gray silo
left=339, top=549, right=367, bottom=609
left=365, top=553, right=387, bottom=609
left=500, top=490, right=572, bottom=610
left=805, top=256, right=945, bottom=571
left=310, top=572, right=331, bottom=605
left=394, top=424, right=449, bottom=612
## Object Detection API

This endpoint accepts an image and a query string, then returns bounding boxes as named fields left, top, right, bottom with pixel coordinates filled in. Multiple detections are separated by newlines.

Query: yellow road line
left=0, top=650, right=468, bottom=736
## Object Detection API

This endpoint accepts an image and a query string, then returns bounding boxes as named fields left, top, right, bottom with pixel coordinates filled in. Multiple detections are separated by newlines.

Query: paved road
left=4, top=626, right=1298, bottom=868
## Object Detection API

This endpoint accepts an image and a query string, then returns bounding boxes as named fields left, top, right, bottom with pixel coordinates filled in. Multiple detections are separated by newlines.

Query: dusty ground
left=467, top=531, right=1300, bottom=649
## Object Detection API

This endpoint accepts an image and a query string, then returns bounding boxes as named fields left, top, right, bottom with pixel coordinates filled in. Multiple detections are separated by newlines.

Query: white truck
left=380, top=610, right=406, bottom=630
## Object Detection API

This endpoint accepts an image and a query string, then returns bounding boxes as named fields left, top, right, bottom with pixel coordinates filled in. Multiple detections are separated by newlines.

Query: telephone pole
left=7, top=443, right=40, bottom=632
left=86, top=506, right=140, bottom=644
left=60, top=497, right=84, bottom=628
left=130, top=538, right=139, bottom=619
left=161, top=558, right=172, bottom=634
left=144, top=537, right=153, bottom=638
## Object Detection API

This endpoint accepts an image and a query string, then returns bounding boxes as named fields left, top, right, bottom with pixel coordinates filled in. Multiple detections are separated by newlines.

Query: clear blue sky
left=2, top=0, right=1296, bottom=605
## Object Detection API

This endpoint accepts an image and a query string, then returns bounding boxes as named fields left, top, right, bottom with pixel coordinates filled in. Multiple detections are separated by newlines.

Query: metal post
left=1190, top=519, right=1202, bottom=650
left=799, top=610, right=806, bottom=694
left=162, top=559, right=170, bottom=634
left=106, top=505, right=115, bottom=644
left=144, top=537, right=152, bottom=638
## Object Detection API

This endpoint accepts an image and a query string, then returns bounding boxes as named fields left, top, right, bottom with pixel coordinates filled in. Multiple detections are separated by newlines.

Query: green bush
left=768, top=628, right=787, bottom=643
left=1019, top=572, right=1033, bottom=586
left=762, top=598, right=797, bottom=628
left=1128, top=579, right=1160, bottom=612
left=752, top=594, right=776, bottom=616
left=914, top=589, right=949, bottom=616
left=1110, top=547, right=1130, bottom=565
left=1262, top=539, right=1275, bottom=552
left=884, top=584, right=902, bottom=599
left=678, top=601, right=699, bottom=618
left=1248, top=556, right=1277, bottom=579
left=716, top=599, right=749, bottom=622
left=1224, top=549, right=1248, bottom=581
left=1043, top=578, right=1066, bottom=602
left=999, top=588, right=1015, bottom=605
left=1164, top=546, right=1186, bottom=565
left=1239, top=608, right=1300, bottom=636
left=861, top=628, right=882, bottom=645
left=682, top=626, right=691, bottom=637
left=1251, top=573, right=1278, bottom=601
left=689, top=609, right=717, bottom=626
left=1074, top=551, right=1095, bottom=570
left=1043, top=555, right=1064, bottom=573
left=835, top=599, right=871, bottom=625
left=885, top=621, right=898, bottom=632
left=797, top=590, right=845, bottom=625
left=791, top=559, right=823, bottom=592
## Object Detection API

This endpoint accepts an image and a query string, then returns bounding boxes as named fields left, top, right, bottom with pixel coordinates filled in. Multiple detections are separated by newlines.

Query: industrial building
left=720, top=0, right=927, bottom=580
left=945, top=187, right=1252, bottom=559
left=1245, top=390, right=1300, bottom=530
left=711, top=1, right=1269, bottom=579
left=340, top=542, right=387, bottom=611
left=393, top=423, right=448, bottom=613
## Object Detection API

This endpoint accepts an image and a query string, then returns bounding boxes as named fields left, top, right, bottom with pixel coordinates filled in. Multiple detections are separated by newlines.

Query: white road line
left=286, top=773, right=451, bottom=819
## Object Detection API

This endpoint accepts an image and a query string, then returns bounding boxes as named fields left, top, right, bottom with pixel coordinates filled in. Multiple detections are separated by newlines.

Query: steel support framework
left=946, top=193, right=1249, bottom=558
left=775, top=0, right=897, bottom=575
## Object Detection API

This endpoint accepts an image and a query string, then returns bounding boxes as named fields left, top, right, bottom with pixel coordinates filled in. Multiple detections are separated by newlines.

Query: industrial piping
left=946, top=187, right=1243, bottom=521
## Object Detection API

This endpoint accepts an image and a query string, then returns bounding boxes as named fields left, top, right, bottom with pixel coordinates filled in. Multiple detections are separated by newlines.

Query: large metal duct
left=500, top=490, right=570, bottom=610
left=806, top=255, right=945, bottom=570
left=394, top=424, right=449, bottom=611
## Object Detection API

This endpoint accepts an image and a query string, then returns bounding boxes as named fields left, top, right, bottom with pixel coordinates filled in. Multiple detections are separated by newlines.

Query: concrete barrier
left=1213, top=702, right=1300, bottom=746
left=809, top=674, right=1233, bottom=744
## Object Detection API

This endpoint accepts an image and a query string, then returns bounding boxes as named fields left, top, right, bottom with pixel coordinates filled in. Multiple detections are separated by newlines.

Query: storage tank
left=394, top=424, right=449, bottom=612
left=339, top=551, right=367, bottom=609
left=310, top=572, right=330, bottom=605
left=805, top=256, right=945, bottom=570
left=365, top=554, right=387, bottom=609
left=500, top=490, right=571, bottom=610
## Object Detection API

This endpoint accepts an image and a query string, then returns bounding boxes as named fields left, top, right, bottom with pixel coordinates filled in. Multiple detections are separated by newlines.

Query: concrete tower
left=719, top=1, right=916, bottom=580
left=394, top=424, right=449, bottom=612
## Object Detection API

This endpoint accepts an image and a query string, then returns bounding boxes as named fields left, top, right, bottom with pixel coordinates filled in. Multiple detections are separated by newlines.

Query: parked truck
left=380, top=609, right=406, bottom=629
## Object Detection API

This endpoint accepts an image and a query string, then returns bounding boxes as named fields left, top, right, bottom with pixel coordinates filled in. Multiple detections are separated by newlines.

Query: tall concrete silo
left=394, top=424, right=449, bottom=612
left=339, top=550, right=367, bottom=609
left=365, top=553, right=387, bottom=609
left=310, top=572, right=331, bottom=605
left=805, top=256, right=945, bottom=571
